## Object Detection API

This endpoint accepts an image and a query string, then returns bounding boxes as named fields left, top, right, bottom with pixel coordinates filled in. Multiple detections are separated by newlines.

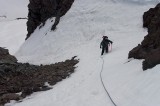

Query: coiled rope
left=100, top=56, right=117, bottom=106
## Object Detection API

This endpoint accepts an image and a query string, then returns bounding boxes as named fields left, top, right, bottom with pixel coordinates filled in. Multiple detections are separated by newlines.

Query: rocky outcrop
left=129, top=3, right=160, bottom=70
left=0, top=47, right=17, bottom=64
left=26, top=0, right=74, bottom=40
left=0, top=47, right=78, bottom=105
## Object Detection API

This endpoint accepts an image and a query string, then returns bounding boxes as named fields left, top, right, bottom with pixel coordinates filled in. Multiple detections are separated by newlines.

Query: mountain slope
left=1, top=0, right=160, bottom=106
left=0, top=0, right=29, bottom=54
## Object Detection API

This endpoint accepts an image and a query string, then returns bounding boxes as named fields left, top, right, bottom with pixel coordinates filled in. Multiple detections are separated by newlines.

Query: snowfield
left=1, top=0, right=160, bottom=106
left=0, top=0, right=28, bottom=54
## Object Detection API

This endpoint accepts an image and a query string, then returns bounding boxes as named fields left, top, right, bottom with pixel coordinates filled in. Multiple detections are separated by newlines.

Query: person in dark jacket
left=100, top=36, right=113, bottom=55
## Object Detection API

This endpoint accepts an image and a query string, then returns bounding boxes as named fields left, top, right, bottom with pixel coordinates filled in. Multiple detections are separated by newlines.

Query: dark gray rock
left=0, top=47, right=17, bottom=64
left=129, top=3, right=160, bottom=70
left=0, top=47, right=78, bottom=105
left=0, top=93, right=20, bottom=105
left=26, top=0, right=74, bottom=40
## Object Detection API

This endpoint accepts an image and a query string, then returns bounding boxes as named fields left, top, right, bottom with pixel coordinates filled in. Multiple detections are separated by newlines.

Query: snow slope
left=111, top=0, right=159, bottom=4
left=0, top=0, right=28, bottom=54
left=1, top=0, right=160, bottom=106
left=0, top=0, right=28, bottom=19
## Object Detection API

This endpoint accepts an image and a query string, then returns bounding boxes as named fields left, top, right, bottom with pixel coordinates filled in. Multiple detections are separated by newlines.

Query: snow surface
left=0, top=0, right=28, bottom=54
left=1, top=0, right=160, bottom=106
left=0, top=0, right=28, bottom=19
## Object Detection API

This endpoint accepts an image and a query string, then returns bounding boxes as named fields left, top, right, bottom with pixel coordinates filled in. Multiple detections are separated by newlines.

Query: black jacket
left=100, top=38, right=113, bottom=48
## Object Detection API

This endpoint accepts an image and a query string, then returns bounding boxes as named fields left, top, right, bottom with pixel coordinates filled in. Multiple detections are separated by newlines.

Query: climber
left=100, top=36, right=113, bottom=55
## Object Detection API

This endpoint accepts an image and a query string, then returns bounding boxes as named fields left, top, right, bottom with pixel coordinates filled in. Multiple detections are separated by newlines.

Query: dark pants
left=101, top=46, right=108, bottom=55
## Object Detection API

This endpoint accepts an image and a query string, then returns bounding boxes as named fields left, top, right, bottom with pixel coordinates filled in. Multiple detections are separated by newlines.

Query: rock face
left=26, top=0, right=74, bottom=40
left=0, top=47, right=78, bottom=105
left=129, top=3, right=160, bottom=70
left=0, top=47, right=17, bottom=64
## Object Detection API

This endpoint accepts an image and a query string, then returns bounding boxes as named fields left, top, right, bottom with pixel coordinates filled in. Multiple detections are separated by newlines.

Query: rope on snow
left=100, top=56, right=117, bottom=106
